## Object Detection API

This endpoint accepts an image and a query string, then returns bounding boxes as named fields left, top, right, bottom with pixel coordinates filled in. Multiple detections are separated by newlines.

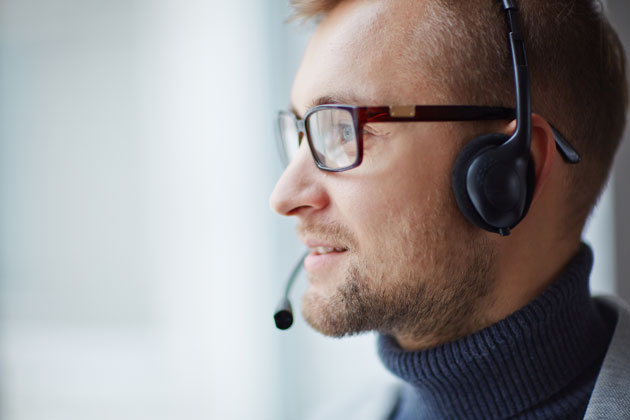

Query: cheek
left=328, top=123, right=465, bottom=244
left=329, top=171, right=438, bottom=258
left=333, top=129, right=461, bottom=250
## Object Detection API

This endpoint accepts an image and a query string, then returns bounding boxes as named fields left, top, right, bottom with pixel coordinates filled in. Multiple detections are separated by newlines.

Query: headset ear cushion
left=452, top=133, right=512, bottom=233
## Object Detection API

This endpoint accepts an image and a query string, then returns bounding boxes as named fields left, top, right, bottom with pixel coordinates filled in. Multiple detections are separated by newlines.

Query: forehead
left=291, top=0, right=436, bottom=114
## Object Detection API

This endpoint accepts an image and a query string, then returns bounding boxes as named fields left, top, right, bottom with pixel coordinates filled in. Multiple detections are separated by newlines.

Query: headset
left=451, top=0, right=533, bottom=237
left=275, top=0, right=536, bottom=329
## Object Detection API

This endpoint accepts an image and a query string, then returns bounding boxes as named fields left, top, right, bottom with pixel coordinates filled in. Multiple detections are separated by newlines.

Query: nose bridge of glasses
left=297, top=119, right=306, bottom=134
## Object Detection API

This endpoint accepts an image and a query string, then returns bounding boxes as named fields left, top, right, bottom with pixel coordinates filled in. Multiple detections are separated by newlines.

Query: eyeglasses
left=276, top=104, right=581, bottom=172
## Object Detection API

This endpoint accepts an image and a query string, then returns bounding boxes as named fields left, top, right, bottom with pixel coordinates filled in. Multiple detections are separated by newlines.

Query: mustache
left=296, top=221, right=358, bottom=251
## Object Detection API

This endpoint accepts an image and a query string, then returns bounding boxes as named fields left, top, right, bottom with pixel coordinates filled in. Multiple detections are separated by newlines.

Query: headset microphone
left=274, top=251, right=309, bottom=330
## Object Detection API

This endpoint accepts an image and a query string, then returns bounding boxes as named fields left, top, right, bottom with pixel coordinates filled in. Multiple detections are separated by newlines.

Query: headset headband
left=501, top=0, right=531, bottom=156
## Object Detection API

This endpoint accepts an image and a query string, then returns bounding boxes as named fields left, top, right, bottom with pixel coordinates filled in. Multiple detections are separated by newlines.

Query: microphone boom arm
left=274, top=251, right=309, bottom=330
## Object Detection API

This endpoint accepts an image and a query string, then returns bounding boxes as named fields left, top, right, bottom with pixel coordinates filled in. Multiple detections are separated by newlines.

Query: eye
left=340, top=124, right=354, bottom=144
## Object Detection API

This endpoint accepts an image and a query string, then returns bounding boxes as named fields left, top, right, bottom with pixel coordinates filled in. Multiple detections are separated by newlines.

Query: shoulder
left=584, top=296, right=630, bottom=420
left=305, top=381, right=401, bottom=420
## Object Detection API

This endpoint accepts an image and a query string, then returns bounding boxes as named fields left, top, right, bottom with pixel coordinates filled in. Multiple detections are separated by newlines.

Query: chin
left=300, top=264, right=377, bottom=337
left=301, top=283, right=359, bottom=337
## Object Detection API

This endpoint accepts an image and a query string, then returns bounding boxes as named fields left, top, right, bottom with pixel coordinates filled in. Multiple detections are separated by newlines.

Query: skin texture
left=270, top=0, right=581, bottom=350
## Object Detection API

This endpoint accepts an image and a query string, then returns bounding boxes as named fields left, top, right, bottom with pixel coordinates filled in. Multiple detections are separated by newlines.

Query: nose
left=269, top=141, right=330, bottom=216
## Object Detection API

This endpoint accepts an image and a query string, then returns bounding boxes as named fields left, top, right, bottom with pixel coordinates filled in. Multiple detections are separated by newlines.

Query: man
left=270, top=0, right=629, bottom=418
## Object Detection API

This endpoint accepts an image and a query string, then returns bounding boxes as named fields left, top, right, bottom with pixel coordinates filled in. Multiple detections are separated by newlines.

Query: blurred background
left=0, top=1, right=628, bottom=419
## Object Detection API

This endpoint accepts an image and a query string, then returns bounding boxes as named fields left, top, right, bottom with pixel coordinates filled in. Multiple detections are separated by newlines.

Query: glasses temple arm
left=550, top=125, right=581, bottom=164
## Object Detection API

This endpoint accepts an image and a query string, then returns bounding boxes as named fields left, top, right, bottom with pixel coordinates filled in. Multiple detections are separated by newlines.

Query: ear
left=527, top=114, right=557, bottom=204
left=503, top=114, right=557, bottom=204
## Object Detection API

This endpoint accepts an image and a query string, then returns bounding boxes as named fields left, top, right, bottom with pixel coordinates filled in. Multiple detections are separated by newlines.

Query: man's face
left=270, top=0, right=496, bottom=347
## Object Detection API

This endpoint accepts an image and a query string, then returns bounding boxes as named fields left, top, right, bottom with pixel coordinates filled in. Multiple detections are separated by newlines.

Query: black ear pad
left=452, top=133, right=535, bottom=234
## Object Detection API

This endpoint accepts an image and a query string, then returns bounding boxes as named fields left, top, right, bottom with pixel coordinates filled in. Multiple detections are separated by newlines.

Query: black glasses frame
left=278, top=104, right=580, bottom=172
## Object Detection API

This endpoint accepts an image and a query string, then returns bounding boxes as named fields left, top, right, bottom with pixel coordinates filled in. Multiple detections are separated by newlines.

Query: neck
left=394, top=233, right=581, bottom=351
left=488, top=231, right=582, bottom=328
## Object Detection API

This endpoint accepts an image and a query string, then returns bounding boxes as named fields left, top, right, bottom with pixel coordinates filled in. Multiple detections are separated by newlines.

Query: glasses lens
left=307, top=108, right=358, bottom=169
left=276, top=111, right=300, bottom=166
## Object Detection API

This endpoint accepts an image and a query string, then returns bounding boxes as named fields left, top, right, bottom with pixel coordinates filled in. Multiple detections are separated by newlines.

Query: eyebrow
left=289, top=93, right=367, bottom=118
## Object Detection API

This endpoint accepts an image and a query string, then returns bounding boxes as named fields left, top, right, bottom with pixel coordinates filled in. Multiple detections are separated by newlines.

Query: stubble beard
left=300, top=207, right=496, bottom=348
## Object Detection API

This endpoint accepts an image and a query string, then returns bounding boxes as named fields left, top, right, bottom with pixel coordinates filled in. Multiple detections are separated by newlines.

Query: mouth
left=312, top=246, right=347, bottom=255
left=304, top=246, right=348, bottom=273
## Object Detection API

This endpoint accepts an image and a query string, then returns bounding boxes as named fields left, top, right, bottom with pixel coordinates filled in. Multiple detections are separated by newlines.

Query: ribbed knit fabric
left=378, top=244, right=614, bottom=420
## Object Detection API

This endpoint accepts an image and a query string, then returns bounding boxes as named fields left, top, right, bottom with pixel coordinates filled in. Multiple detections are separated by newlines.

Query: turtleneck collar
left=378, top=244, right=613, bottom=420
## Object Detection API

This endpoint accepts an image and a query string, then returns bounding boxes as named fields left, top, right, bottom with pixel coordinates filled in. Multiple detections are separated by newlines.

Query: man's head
left=270, top=0, right=627, bottom=349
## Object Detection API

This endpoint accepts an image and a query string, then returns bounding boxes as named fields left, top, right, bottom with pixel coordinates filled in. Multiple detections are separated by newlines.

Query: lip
left=303, top=248, right=347, bottom=272
left=299, top=236, right=349, bottom=273
left=301, top=238, right=346, bottom=250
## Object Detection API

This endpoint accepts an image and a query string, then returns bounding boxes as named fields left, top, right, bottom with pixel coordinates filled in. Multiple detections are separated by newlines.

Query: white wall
left=607, top=0, right=630, bottom=302
left=0, top=0, right=285, bottom=419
